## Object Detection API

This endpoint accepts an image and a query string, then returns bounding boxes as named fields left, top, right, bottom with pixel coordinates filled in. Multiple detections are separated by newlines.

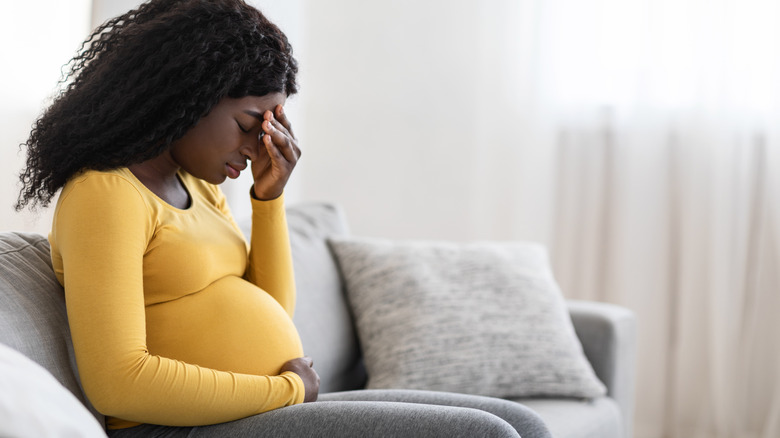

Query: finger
left=262, top=110, right=292, bottom=138
left=274, top=104, right=295, bottom=138
left=265, top=113, right=293, bottom=140
left=262, top=128, right=299, bottom=168
left=262, top=130, right=286, bottom=162
left=264, top=120, right=298, bottom=163
left=251, top=133, right=269, bottom=160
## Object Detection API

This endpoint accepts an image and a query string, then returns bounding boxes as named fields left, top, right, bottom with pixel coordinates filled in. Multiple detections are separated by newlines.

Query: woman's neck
left=128, top=152, right=190, bottom=209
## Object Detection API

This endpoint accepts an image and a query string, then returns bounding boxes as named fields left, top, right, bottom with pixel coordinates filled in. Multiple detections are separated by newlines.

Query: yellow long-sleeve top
left=49, top=168, right=305, bottom=429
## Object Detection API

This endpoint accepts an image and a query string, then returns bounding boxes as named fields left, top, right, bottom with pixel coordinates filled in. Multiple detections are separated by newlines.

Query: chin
left=195, top=174, right=227, bottom=185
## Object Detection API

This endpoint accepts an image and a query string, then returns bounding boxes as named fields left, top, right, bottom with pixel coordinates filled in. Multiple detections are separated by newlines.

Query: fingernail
left=279, top=105, right=284, bottom=115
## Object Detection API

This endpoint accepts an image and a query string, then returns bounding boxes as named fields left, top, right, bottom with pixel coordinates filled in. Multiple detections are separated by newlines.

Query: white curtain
left=534, top=1, right=780, bottom=437
left=296, top=0, right=780, bottom=437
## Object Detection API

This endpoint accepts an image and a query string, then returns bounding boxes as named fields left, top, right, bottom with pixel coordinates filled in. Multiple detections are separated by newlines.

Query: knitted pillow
left=328, top=237, right=606, bottom=399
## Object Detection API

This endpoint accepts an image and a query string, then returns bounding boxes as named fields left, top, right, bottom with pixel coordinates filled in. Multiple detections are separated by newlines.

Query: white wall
left=0, top=0, right=91, bottom=232
left=295, top=0, right=551, bottom=242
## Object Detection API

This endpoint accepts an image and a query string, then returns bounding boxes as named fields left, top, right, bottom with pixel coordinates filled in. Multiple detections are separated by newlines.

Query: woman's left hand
left=251, top=104, right=301, bottom=200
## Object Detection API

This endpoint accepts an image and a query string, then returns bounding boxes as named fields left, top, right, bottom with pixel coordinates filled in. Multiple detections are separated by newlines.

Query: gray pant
left=107, top=389, right=552, bottom=438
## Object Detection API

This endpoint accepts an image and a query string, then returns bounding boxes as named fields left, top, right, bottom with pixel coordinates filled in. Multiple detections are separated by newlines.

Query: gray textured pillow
left=328, top=237, right=606, bottom=399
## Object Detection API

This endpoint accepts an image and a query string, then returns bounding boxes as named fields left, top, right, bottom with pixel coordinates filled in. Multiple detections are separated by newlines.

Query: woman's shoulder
left=52, top=167, right=158, bottom=242
left=49, top=168, right=159, bottom=254
left=64, top=167, right=137, bottom=189
left=58, top=167, right=152, bottom=210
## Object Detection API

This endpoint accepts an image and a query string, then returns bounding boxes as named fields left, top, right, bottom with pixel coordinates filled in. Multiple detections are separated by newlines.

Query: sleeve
left=243, top=190, right=297, bottom=318
left=53, top=174, right=304, bottom=427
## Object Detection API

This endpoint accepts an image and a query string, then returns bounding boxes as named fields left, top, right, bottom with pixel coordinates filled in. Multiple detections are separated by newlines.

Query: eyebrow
left=243, top=110, right=265, bottom=121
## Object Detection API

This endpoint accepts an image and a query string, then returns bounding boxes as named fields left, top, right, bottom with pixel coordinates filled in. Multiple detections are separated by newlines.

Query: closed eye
left=236, top=120, right=250, bottom=133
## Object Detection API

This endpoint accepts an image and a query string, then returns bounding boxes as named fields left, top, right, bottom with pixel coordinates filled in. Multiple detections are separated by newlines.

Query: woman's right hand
left=280, top=356, right=320, bottom=402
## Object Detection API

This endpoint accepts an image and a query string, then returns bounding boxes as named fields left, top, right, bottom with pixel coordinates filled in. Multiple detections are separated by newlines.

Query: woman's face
left=169, top=92, right=286, bottom=184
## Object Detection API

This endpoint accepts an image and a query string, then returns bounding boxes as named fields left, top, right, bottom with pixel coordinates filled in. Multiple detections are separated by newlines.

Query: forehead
left=227, top=93, right=287, bottom=113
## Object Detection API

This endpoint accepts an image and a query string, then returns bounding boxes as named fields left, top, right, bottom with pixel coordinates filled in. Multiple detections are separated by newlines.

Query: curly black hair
left=16, top=0, right=298, bottom=211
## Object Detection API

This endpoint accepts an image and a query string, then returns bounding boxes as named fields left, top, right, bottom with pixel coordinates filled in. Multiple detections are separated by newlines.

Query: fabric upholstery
left=0, top=342, right=107, bottom=437
left=328, top=237, right=606, bottom=399
left=515, top=397, right=622, bottom=438
left=567, top=300, right=637, bottom=438
left=0, top=231, right=104, bottom=425
left=285, top=203, right=367, bottom=393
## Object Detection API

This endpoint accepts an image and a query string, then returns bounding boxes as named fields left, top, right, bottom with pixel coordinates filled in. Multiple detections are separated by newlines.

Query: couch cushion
left=516, top=397, right=622, bottom=438
left=328, top=237, right=606, bottom=399
left=285, top=203, right=366, bottom=393
left=0, top=342, right=107, bottom=437
left=0, top=231, right=104, bottom=425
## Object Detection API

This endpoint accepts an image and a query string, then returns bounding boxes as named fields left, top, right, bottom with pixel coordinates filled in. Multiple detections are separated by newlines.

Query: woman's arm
left=53, top=173, right=304, bottom=426
left=244, top=193, right=297, bottom=317
left=242, top=104, right=301, bottom=317
left=207, top=183, right=296, bottom=318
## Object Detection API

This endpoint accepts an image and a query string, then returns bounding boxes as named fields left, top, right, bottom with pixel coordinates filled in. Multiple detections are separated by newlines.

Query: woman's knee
left=321, top=389, right=551, bottom=438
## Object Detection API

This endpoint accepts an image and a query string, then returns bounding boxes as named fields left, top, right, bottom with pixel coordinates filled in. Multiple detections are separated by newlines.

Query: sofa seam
left=0, top=239, right=49, bottom=257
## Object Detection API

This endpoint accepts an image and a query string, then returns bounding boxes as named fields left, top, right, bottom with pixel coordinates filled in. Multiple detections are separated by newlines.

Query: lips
left=226, top=162, right=247, bottom=179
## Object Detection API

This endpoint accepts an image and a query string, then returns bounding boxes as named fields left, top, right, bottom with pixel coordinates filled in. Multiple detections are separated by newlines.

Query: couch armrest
left=567, top=299, right=636, bottom=438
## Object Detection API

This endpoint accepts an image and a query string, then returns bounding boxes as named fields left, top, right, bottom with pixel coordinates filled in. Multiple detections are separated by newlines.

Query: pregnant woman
left=16, top=1, right=549, bottom=436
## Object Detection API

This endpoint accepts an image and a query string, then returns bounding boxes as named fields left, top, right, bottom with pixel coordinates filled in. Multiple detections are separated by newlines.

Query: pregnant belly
left=144, top=276, right=303, bottom=376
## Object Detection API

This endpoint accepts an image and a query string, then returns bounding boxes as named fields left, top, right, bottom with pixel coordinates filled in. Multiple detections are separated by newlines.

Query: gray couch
left=0, top=202, right=636, bottom=437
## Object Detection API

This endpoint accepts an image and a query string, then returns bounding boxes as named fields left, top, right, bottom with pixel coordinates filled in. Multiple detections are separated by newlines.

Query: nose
left=239, top=136, right=263, bottom=162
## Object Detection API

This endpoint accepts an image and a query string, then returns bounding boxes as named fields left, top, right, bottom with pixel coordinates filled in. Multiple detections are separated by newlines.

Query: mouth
left=225, top=162, right=246, bottom=179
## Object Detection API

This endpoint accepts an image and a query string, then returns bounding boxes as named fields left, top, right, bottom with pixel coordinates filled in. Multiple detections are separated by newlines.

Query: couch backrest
left=0, top=231, right=104, bottom=425
left=0, top=201, right=364, bottom=420
left=284, top=202, right=366, bottom=393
